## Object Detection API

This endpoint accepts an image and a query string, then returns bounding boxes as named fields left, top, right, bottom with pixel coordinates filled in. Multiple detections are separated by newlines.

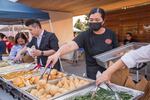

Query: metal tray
left=6, top=71, right=67, bottom=89
left=0, top=69, right=39, bottom=81
left=0, top=63, right=35, bottom=75
left=0, top=77, right=33, bottom=100
left=58, top=83, right=144, bottom=100
left=0, top=60, right=10, bottom=67
left=0, top=72, right=68, bottom=100
left=94, top=42, right=149, bottom=68
left=22, top=75, right=95, bottom=100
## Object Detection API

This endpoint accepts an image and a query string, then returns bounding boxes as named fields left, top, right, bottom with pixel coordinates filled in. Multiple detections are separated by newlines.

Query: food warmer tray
left=57, top=83, right=144, bottom=100
left=21, top=75, right=95, bottom=100
left=94, top=42, right=149, bottom=68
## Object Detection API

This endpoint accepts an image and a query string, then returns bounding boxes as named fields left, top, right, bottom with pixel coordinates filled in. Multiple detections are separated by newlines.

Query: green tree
left=74, top=15, right=88, bottom=31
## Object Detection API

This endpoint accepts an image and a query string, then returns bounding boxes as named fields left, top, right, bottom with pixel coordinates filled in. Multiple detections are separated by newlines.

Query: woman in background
left=9, top=32, right=28, bottom=60
left=7, top=36, right=14, bottom=53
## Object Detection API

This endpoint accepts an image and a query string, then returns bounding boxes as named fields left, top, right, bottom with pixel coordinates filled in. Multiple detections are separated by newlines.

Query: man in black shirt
left=15, top=19, right=60, bottom=70
left=46, top=8, right=118, bottom=79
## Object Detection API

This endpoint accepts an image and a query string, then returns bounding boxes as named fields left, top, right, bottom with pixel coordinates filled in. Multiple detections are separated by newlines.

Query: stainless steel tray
left=6, top=71, right=67, bottom=89
left=0, top=69, right=39, bottom=81
left=0, top=60, right=10, bottom=67
left=58, top=83, right=144, bottom=100
left=0, top=63, right=35, bottom=75
left=22, top=75, right=95, bottom=100
left=94, top=42, right=149, bottom=68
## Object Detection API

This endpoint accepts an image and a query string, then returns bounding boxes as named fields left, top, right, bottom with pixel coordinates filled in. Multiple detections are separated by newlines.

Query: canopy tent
left=0, top=25, right=28, bottom=32
left=0, top=0, right=50, bottom=25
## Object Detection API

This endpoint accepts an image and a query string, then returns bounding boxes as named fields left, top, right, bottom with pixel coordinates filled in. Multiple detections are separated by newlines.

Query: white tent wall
left=0, top=25, right=32, bottom=41
left=41, top=11, right=74, bottom=60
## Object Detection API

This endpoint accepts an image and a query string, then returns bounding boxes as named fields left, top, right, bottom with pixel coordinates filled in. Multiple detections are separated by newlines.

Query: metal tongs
left=30, top=63, right=41, bottom=71
left=91, top=84, right=100, bottom=99
left=39, top=64, right=52, bottom=82
left=105, top=83, right=122, bottom=100
left=91, top=83, right=121, bottom=100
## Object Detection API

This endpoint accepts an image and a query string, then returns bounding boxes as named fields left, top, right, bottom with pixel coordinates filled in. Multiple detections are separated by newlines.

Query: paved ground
left=61, top=59, right=86, bottom=76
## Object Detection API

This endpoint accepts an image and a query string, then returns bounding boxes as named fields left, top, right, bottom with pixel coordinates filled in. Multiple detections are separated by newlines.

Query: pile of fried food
left=2, top=70, right=34, bottom=80
left=29, top=76, right=90, bottom=100
left=11, top=69, right=65, bottom=88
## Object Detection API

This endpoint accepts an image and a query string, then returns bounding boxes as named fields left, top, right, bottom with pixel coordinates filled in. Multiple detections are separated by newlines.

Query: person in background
left=15, top=19, right=60, bottom=71
left=9, top=32, right=28, bottom=60
left=123, top=32, right=138, bottom=45
left=0, top=34, right=6, bottom=60
left=0, top=33, right=7, bottom=54
left=45, top=8, right=118, bottom=80
left=96, top=44, right=150, bottom=85
left=7, top=36, right=14, bottom=53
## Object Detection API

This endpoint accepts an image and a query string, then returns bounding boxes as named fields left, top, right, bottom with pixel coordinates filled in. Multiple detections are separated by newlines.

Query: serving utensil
left=105, top=83, right=122, bottom=100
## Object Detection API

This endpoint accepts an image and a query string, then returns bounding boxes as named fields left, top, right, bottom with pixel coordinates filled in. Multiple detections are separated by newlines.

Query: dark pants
left=86, top=66, right=106, bottom=80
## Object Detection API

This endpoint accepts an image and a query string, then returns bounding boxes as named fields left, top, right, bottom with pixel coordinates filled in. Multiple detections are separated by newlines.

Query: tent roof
left=0, top=0, right=50, bottom=25
left=19, top=0, right=150, bottom=16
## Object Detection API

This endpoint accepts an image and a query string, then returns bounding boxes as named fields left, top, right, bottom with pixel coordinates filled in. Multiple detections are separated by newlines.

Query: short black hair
left=126, top=32, right=132, bottom=36
left=88, top=8, right=105, bottom=20
left=25, top=19, right=41, bottom=28
left=15, top=32, right=28, bottom=44
left=0, top=33, right=6, bottom=39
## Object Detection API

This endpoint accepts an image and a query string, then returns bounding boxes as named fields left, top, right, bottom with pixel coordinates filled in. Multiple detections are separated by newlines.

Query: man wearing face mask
left=45, top=8, right=118, bottom=80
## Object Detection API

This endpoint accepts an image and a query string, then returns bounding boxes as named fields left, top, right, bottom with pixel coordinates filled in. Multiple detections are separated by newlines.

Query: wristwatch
left=41, top=51, right=44, bottom=56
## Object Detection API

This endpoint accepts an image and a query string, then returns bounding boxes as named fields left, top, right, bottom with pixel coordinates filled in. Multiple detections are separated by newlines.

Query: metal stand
left=131, top=62, right=148, bottom=82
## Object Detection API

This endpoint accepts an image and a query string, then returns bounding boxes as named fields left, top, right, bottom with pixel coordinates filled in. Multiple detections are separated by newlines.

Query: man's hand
left=32, top=49, right=42, bottom=57
left=45, top=53, right=60, bottom=68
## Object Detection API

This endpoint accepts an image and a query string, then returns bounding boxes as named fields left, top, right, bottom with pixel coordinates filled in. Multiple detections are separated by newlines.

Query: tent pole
left=21, top=20, right=25, bottom=32
left=12, top=25, right=14, bottom=36
left=48, top=20, right=54, bottom=33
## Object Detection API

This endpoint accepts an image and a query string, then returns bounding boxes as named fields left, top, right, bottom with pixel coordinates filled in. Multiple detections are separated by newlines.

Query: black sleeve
left=112, top=32, right=118, bottom=48
left=123, top=39, right=127, bottom=45
left=26, top=38, right=34, bottom=48
left=49, top=33, right=59, bottom=51
left=73, top=32, right=85, bottom=48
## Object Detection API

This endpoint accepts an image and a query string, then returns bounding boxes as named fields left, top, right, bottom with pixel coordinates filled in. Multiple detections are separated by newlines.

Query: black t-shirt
left=73, top=28, right=118, bottom=79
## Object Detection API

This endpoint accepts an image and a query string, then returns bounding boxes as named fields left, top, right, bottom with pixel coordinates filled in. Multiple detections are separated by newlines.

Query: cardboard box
left=22, top=55, right=34, bottom=63
left=125, top=76, right=148, bottom=92
left=110, top=68, right=129, bottom=86
left=139, top=81, right=150, bottom=100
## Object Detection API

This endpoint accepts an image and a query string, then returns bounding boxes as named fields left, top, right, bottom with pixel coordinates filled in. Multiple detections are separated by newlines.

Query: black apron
left=86, top=65, right=106, bottom=80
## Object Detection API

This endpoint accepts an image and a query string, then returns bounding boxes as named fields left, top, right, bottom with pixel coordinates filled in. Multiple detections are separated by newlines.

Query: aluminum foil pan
left=58, top=83, right=144, bottom=100
left=0, top=63, right=35, bottom=75
left=22, top=75, right=94, bottom=100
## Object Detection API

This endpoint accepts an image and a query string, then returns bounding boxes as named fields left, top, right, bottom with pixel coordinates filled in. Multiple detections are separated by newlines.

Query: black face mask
left=89, top=22, right=102, bottom=31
